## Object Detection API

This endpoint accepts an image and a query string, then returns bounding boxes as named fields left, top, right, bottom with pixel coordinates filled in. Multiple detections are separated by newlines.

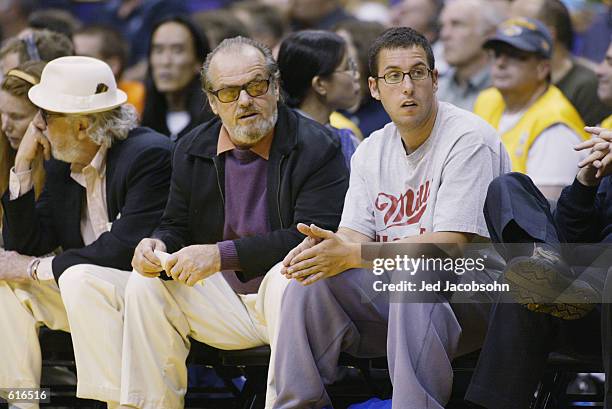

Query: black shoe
left=504, top=244, right=599, bottom=320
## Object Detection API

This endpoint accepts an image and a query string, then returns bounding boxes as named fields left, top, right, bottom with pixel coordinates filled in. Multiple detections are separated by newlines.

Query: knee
left=124, top=272, right=165, bottom=304
left=58, top=264, right=93, bottom=297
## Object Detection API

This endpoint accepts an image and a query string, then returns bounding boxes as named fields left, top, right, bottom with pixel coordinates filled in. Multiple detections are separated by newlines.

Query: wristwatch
left=26, top=258, right=41, bottom=281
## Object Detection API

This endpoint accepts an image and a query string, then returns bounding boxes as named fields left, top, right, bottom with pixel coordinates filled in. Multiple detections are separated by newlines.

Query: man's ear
left=74, top=116, right=90, bottom=140
left=537, top=60, right=551, bottom=82
left=431, top=68, right=439, bottom=93
left=207, top=92, right=218, bottom=115
left=368, top=76, right=380, bottom=100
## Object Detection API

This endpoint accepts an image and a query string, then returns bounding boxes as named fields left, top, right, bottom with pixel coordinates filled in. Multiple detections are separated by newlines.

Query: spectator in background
left=474, top=17, right=588, bottom=200
left=0, top=0, right=36, bottom=42
left=141, top=16, right=214, bottom=141
left=289, top=0, right=356, bottom=31
left=232, top=1, right=288, bottom=51
left=28, top=8, right=82, bottom=38
left=192, top=9, right=250, bottom=48
left=597, top=42, right=612, bottom=128
left=335, top=19, right=390, bottom=137
left=390, top=0, right=448, bottom=75
left=511, top=0, right=610, bottom=126
left=0, top=29, right=74, bottom=75
left=0, top=61, right=46, bottom=212
left=278, top=30, right=360, bottom=169
left=437, top=0, right=505, bottom=110
left=73, top=25, right=146, bottom=116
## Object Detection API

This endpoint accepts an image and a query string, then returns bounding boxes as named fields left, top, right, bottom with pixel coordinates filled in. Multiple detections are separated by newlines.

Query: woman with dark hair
left=141, top=15, right=214, bottom=141
left=277, top=30, right=360, bottom=169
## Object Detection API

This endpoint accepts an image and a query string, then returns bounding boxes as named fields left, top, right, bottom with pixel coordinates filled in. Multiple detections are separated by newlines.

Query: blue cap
left=484, top=17, right=553, bottom=59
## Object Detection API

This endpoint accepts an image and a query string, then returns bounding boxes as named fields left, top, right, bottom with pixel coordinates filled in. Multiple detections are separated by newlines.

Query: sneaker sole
left=504, top=257, right=597, bottom=320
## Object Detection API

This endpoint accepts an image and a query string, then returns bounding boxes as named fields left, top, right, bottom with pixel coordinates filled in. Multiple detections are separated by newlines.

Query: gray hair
left=81, top=104, right=138, bottom=147
left=474, top=0, right=506, bottom=35
left=201, top=36, right=280, bottom=91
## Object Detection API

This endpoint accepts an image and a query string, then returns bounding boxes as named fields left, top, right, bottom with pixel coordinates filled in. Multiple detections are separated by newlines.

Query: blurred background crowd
left=1, top=0, right=610, bottom=140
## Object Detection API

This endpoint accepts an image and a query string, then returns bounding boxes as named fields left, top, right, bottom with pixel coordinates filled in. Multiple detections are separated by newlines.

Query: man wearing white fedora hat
left=0, top=56, right=172, bottom=409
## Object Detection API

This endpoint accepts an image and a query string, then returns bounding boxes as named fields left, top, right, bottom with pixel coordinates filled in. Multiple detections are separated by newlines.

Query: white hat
left=28, top=56, right=127, bottom=114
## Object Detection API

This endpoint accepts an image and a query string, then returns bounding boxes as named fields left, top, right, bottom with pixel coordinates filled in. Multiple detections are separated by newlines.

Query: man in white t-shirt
left=272, top=27, right=510, bottom=409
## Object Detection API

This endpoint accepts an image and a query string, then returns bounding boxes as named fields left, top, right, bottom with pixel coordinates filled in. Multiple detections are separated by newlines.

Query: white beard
left=232, top=108, right=278, bottom=146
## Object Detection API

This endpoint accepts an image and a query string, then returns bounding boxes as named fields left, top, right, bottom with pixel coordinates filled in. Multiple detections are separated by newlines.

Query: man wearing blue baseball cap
left=474, top=17, right=589, bottom=201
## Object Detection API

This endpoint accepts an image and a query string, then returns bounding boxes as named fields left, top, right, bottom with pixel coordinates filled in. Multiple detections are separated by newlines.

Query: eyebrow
left=214, top=73, right=267, bottom=90
left=381, top=62, right=428, bottom=72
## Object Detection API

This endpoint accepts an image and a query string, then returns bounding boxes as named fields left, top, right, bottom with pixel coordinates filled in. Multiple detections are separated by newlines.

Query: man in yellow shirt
left=474, top=17, right=589, bottom=200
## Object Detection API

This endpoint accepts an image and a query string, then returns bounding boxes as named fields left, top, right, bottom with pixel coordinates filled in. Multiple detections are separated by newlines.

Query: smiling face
left=206, top=45, right=280, bottom=147
left=368, top=46, right=438, bottom=135
left=0, top=90, right=37, bottom=149
left=150, top=22, right=201, bottom=94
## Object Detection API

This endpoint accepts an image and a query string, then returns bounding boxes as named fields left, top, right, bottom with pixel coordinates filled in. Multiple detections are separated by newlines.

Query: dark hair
left=537, top=0, right=574, bottom=50
left=28, top=8, right=82, bottom=38
left=74, top=24, right=129, bottom=76
left=277, top=30, right=347, bottom=108
left=141, top=15, right=212, bottom=138
left=368, top=26, right=434, bottom=77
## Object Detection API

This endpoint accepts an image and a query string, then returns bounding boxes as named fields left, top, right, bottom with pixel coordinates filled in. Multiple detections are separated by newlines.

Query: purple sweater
left=218, top=148, right=270, bottom=294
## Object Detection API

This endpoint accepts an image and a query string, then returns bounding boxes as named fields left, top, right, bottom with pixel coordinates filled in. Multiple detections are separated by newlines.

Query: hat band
left=7, top=69, right=39, bottom=86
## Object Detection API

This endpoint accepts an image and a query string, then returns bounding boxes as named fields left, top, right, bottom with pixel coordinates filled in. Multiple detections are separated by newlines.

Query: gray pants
left=273, top=268, right=489, bottom=409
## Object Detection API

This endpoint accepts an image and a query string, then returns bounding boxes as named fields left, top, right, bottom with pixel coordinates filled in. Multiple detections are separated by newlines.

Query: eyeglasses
left=334, top=58, right=359, bottom=78
left=208, top=76, right=272, bottom=103
left=375, top=66, right=432, bottom=85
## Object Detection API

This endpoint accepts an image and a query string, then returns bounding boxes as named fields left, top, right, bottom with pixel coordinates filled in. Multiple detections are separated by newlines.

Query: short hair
left=368, top=26, right=434, bottom=77
left=28, top=8, right=82, bottom=38
left=192, top=10, right=250, bottom=48
left=0, top=29, right=74, bottom=64
left=536, top=0, right=574, bottom=50
left=0, top=60, right=45, bottom=97
left=79, top=104, right=138, bottom=147
left=74, top=25, right=129, bottom=76
left=202, top=36, right=279, bottom=91
left=278, top=30, right=347, bottom=108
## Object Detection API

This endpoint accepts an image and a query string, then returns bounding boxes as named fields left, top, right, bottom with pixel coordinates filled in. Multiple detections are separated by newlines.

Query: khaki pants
left=0, top=264, right=130, bottom=409
left=121, top=263, right=289, bottom=409
left=58, top=264, right=131, bottom=403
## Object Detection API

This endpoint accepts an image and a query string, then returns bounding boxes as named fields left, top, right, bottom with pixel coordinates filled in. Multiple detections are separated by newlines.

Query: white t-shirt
left=166, top=111, right=190, bottom=140
left=340, top=101, right=511, bottom=242
left=498, top=111, right=586, bottom=187
left=526, top=124, right=586, bottom=186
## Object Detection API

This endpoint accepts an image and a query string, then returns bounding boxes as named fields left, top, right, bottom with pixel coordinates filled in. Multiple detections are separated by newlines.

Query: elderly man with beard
left=0, top=56, right=172, bottom=409
left=125, top=36, right=348, bottom=409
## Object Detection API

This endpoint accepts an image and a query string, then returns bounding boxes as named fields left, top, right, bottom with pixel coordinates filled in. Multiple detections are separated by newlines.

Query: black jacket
left=2, top=127, right=172, bottom=281
left=153, top=103, right=349, bottom=281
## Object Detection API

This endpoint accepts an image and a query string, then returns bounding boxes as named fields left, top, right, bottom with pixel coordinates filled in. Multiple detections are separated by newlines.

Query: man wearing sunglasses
left=0, top=56, right=172, bottom=408
left=126, top=36, right=348, bottom=409
left=474, top=17, right=589, bottom=201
